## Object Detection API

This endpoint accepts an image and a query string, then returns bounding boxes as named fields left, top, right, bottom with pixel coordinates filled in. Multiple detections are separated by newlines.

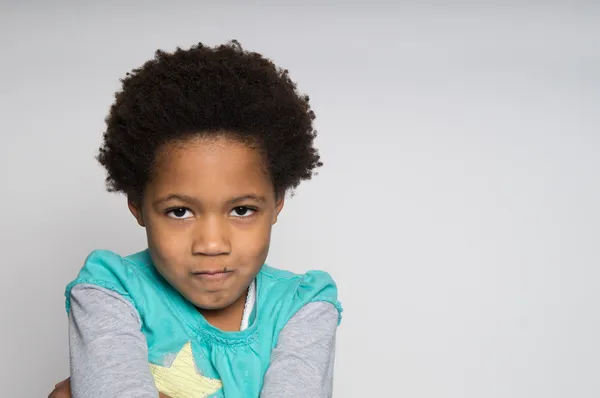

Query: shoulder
left=260, top=265, right=338, bottom=297
left=65, top=249, right=153, bottom=313
left=257, top=265, right=343, bottom=329
left=72, top=249, right=152, bottom=285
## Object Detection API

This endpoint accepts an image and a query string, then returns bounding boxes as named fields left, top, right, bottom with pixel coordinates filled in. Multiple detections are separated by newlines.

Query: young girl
left=48, top=41, right=342, bottom=398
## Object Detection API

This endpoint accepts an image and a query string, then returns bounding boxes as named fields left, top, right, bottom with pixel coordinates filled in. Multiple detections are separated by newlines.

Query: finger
left=55, top=377, right=70, bottom=388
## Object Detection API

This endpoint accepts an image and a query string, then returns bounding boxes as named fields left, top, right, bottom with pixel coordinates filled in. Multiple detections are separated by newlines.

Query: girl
left=49, top=41, right=342, bottom=398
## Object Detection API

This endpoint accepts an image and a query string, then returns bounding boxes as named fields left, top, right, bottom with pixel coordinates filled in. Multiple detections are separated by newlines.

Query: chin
left=190, top=294, right=236, bottom=311
left=196, top=304, right=228, bottom=311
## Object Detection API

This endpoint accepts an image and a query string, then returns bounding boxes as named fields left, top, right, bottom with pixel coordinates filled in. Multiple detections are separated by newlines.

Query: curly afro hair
left=97, top=40, right=322, bottom=202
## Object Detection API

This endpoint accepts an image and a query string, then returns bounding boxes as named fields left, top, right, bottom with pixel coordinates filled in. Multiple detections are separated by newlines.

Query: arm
left=68, top=284, right=160, bottom=398
left=48, top=380, right=171, bottom=398
left=260, top=302, right=339, bottom=398
left=57, top=287, right=338, bottom=397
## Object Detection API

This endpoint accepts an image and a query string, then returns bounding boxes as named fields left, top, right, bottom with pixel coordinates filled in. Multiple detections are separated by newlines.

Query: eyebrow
left=154, top=194, right=267, bottom=207
left=227, top=195, right=267, bottom=205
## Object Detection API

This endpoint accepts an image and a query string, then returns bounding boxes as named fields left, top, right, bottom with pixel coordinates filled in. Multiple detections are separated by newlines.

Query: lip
left=190, top=270, right=233, bottom=281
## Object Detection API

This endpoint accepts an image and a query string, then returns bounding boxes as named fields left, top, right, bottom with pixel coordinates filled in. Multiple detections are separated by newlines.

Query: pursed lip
left=190, top=269, right=233, bottom=280
left=191, top=268, right=231, bottom=275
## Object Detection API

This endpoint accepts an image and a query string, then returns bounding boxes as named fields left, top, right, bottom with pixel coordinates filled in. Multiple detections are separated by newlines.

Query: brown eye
left=230, top=206, right=256, bottom=217
left=167, top=208, right=193, bottom=219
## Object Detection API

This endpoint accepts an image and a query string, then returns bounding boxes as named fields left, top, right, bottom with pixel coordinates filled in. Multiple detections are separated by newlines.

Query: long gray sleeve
left=69, top=284, right=159, bottom=398
left=260, top=301, right=338, bottom=398
left=69, top=284, right=338, bottom=397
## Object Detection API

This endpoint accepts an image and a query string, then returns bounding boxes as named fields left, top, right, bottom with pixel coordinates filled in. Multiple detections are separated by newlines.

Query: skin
left=48, top=135, right=284, bottom=398
left=131, top=135, right=284, bottom=330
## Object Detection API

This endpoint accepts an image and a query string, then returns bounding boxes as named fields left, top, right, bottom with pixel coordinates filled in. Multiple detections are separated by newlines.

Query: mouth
left=190, top=269, right=233, bottom=281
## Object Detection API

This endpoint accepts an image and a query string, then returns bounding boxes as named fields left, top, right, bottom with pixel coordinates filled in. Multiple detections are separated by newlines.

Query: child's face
left=129, top=135, right=283, bottom=310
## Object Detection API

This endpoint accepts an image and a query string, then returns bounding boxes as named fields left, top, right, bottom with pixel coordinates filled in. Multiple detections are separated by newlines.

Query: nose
left=191, top=215, right=231, bottom=256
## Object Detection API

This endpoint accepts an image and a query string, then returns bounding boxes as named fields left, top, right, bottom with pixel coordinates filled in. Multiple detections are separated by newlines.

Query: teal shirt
left=65, top=249, right=342, bottom=398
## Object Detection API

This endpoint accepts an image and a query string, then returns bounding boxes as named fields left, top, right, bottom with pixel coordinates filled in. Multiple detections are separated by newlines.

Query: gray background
left=1, top=1, right=599, bottom=397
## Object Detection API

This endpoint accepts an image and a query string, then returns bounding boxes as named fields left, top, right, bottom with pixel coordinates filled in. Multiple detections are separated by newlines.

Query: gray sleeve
left=69, top=284, right=159, bottom=398
left=260, top=301, right=339, bottom=398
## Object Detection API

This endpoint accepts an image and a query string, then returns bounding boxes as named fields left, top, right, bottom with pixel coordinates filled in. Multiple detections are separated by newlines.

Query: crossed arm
left=49, top=284, right=338, bottom=398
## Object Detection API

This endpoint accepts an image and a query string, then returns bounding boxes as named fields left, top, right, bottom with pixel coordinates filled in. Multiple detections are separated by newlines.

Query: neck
left=198, top=288, right=249, bottom=332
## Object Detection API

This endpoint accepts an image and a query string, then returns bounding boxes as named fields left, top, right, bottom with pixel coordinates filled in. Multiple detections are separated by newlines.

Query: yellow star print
left=149, top=341, right=222, bottom=398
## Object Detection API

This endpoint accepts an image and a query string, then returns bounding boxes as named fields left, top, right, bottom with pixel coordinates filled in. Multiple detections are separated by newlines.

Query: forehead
left=148, top=136, right=273, bottom=199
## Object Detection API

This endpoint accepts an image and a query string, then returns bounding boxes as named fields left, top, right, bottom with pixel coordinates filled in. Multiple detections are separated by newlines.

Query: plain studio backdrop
left=1, top=1, right=598, bottom=397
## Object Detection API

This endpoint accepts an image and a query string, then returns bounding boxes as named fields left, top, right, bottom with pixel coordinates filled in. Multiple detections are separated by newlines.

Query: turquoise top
left=65, top=249, right=342, bottom=398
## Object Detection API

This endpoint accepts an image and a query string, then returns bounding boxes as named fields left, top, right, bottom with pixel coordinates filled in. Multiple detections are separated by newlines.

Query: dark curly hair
left=97, top=40, right=322, bottom=203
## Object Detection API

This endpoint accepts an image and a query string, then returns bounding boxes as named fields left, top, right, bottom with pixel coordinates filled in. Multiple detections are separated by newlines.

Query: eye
left=230, top=206, right=257, bottom=218
left=166, top=207, right=194, bottom=220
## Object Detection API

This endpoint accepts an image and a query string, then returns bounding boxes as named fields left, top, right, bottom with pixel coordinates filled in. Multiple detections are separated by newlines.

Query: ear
left=272, top=192, right=285, bottom=225
left=128, top=197, right=145, bottom=227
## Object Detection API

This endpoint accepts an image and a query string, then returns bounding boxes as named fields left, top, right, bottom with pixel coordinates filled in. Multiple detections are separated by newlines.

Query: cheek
left=146, top=221, right=188, bottom=272
left=234, top=221, right=273, bottom=266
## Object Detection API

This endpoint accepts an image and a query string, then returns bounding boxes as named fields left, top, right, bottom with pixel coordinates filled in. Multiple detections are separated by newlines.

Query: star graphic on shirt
left=149, top=341, right=222, bottom=398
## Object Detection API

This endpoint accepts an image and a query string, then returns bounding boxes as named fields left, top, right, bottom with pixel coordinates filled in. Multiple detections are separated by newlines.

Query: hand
left=47, top=376, right=171, bottom=398
left=48, top=378, right=70, bottom=398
